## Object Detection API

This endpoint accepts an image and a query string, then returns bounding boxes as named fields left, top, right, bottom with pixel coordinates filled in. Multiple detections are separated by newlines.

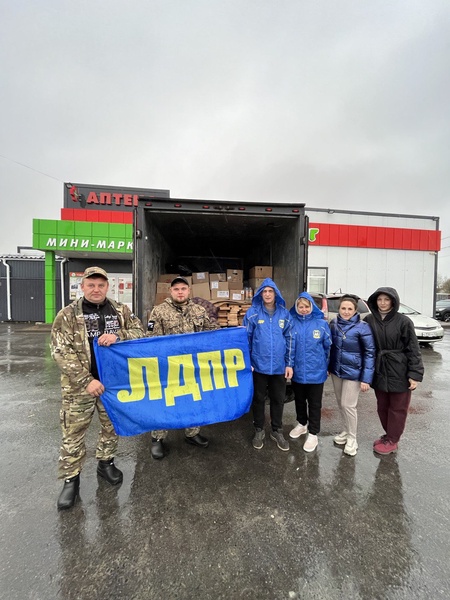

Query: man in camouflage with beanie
left=51, top=266, right=145, bottom=510
left=147, top=276, right=220, bottom=459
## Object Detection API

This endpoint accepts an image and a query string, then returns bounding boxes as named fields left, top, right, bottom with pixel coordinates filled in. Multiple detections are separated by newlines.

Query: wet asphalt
left=0, top=322, right=449, bottom=600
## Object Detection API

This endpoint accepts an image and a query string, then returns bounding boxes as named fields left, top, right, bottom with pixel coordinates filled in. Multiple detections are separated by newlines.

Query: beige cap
left=82, top=266, right=109, bottom=280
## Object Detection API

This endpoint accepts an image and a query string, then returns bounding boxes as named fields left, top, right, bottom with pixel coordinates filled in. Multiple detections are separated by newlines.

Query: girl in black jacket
left=365, top=287, right=424, bottom=455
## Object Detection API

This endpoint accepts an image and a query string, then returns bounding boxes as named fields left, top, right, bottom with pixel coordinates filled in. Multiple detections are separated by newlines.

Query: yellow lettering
left=197, top=351, right=226, bottom=392
left=165, top=354, right=201, bottom=406
left=117, top=358, right=162, bottom=402
left=224, top=348, right=245, bottom=387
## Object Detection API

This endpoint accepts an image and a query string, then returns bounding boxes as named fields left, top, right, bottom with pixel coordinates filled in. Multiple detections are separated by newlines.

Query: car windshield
left=436, top=300, right=450, bottom=307
left=399, top=303, right=420, bottom=315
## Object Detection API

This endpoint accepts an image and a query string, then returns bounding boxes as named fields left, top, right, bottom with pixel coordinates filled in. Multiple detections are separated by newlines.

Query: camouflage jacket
left=147, top=298, right=220, bottom=337
left=51, top=297, right=145, bottom=395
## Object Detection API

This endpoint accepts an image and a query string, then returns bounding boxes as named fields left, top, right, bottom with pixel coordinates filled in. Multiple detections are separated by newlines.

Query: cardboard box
left=156, top=282, right=171, bottom=293
left=230, top=290, right=245, bottom=301
left=210, top=281, right=229, bottom=291
left=158, top=273, right=180, bottom=283
left=226, top=269, right=243, bottom=282
left=211, top=289, right=230, bottom=300
left=249, top=266, right=273, bottom=279
left=192, top=272, right=209, bottom=284
left=210, top=273, right=226, bottom=282
left=155, top=292, right=171, bottom=305
left=249, top=278, right=268, bottom=291
left=192, top=282, right=211, bottom=300
left=228, top=280, right=245, bottom=290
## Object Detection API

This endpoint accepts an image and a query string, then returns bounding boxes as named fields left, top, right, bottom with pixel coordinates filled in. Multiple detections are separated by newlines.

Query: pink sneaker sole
left=373, top=441, right=398, bottom=455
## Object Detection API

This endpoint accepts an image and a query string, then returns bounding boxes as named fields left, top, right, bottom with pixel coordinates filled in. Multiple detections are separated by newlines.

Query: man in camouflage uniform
left=51, top=266, right=145, bottom=510
left=147, top=276, right=220, bottom=459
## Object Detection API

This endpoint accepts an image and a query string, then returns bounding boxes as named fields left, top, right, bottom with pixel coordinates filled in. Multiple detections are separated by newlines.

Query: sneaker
left=343, top=437, right=358, bottom=456
left=270, top=430, right=290, bottom=451
left=252, top=428, right=265, bottom=450
left=373, top=439, right=398, bottom=455
left=334, top=431, right=348, bottom=445
left=289, top=423, right=308, bottom=439
left=373, top=434, right=387, bottom=447
left=303, top=433, right=318, bottom=452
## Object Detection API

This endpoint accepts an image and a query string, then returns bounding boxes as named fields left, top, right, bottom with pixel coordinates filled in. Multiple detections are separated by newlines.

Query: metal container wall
left=0, top=258, right=61, bottom=322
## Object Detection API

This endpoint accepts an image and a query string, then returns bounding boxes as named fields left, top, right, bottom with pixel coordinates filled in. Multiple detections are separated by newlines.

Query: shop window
left=308, top=268, right=327, bottom=294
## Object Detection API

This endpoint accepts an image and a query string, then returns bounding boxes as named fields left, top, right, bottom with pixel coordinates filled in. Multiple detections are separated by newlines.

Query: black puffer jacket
left=365, top=287, right=424, bottom=392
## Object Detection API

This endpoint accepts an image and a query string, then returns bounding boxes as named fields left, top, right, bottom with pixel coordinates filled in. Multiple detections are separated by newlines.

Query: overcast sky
left=1, top=1, right=450, bottom=275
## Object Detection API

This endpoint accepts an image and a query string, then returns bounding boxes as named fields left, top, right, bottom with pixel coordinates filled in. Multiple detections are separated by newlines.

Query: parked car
left=398, top=303, right=444, bottom=344
left=309, top=294, right=443, bottom=345
left=309, top=293, right=370, bottom=322
left=435, top=299, right=450, bottom=322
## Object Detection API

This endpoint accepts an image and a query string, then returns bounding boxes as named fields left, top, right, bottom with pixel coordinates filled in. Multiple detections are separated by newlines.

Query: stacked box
left=158, top=274, right=192, bottom=285
left=249, top=278, right=267, bottom=292
left=210, top=281, right=228, bottom=291
left=230, top=289, right=245, bottom=301
left=226, top=269, right=243, bottom=282
left=156, top=282, right=171, bottom=293
left=211, top=289, right=230, bottom=300
left=155, top=293, right=170, bottom=305
left=210, top=273, right=226, bottom=282
left=158, top=273, right=180, bottom=283
left=192, top=272, right=209, bottom=284
left=249, top=266, right=273, bottom=279
left=192, top=282, right=211, bottom=300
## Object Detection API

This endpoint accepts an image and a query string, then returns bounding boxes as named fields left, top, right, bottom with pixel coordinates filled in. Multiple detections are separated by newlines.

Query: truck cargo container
left=133, top=198, right=308, bottom=323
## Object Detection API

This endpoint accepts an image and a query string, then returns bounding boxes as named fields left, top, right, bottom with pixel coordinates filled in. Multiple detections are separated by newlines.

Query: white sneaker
left=303, top=433, right=318, bottom=452
left=334, top=431, right=348, bottom=445
left=289, top=423, right=308, bottom=439
left=344, top=437, right=358, bottom=456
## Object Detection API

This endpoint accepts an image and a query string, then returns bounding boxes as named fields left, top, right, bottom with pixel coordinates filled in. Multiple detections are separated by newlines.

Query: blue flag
left=94, top=327, right=253, bottom=436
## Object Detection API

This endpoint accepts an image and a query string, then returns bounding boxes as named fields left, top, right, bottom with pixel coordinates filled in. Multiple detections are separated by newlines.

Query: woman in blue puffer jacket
left=288, top=291, right=331, bottom=453
left=329, top=294, right=376, bottom=456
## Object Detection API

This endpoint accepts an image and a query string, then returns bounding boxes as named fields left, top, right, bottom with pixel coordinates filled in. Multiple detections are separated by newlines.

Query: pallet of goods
left=213, top=300, right=252, bottom=327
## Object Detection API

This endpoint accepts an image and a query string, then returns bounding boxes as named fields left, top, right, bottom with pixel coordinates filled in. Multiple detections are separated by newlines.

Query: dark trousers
left=252, top=372, right=286, bottom=431
left=291, top=381, right=324, bottom=435
left=375, top=389, right=411, bottom=443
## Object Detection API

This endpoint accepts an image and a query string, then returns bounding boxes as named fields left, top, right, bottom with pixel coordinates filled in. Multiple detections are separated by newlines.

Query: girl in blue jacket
left=243, top=278, right=294, bottom=452
left=329, top=295, right=376, bottom=456
left=289, top=292, right=331, bottom=452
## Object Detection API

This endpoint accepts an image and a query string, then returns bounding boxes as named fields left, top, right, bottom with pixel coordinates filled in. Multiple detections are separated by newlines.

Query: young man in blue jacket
left=243, top=278, right=294, bottom=451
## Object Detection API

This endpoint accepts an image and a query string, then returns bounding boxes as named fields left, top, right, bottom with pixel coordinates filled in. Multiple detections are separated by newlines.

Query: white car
left=399, top=303, right=444, bottom=344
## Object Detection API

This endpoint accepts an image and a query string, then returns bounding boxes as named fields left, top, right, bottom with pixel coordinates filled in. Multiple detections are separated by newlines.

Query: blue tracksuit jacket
left=289, top=291, right=331, bottom=384
left=243, top=278, right=294, bottom=375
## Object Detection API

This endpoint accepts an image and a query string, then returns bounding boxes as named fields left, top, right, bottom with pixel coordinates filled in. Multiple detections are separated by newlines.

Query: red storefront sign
left=308, top=223, right=441, bottom=252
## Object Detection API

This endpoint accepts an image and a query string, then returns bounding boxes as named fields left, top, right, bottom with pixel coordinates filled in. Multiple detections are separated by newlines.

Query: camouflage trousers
left=151, top=427, right=200, bottom=441
left=58, top=392, right=118, bottom=480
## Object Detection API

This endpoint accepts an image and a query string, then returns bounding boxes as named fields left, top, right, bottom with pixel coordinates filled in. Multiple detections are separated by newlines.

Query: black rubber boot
left=151, top=438, right=166, bottom=460
left=97, top=459, right=123, bottom=485
left=57, top=474, right=80, bottom=510
left=185, top=433, right=209, bottom=448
